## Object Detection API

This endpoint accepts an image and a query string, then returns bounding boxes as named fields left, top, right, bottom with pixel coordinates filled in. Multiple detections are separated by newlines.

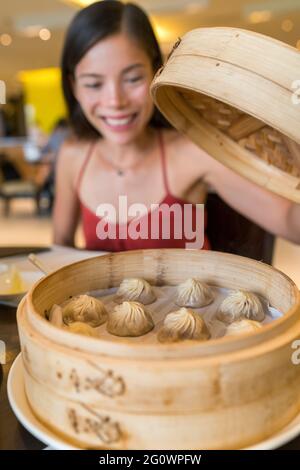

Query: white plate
left=0, top=270, right=42, bottom=307
left=7, top=354, right=300, bottom=450
left=7, top=354, right=77, bottom=450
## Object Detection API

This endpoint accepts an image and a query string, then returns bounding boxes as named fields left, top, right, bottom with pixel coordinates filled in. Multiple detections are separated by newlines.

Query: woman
left=53, top=0, right=300, bottom=251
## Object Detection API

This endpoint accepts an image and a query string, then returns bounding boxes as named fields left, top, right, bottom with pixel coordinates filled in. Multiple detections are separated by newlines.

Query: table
left=0, top=245, right=106, bottom=450
left=0, top=303, right=44, bottom=449
left=0, top=247, right=300, bottom=450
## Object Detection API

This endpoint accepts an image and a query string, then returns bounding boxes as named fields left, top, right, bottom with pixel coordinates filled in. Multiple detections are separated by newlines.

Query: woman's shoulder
left=59, top=135, right=92, bottom=158
left=56, top=136, right=95, bottom=190
left=161, top=128, right=185, bottom=148
left=162, top=128, right=210, bottom=166
left=162, top=128, right=205, bottom=154
left=161, top=128, right=217, bottom=189
left=57, top=136, right=94, bottom=174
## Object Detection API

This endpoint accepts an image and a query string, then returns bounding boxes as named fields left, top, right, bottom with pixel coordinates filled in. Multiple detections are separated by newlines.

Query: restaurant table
left=0, top=303, right=44, bottom=449
left=0, top=247, right=300, bottom=450
left=0, top=245, right=105, bottom=450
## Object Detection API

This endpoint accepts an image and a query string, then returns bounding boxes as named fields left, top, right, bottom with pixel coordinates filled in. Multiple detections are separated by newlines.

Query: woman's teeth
left=103, top=114, right=136, bottom=127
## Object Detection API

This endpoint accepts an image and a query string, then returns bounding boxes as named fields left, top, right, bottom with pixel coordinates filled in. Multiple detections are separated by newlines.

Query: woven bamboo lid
left=151, top=28, right=300, bottom=203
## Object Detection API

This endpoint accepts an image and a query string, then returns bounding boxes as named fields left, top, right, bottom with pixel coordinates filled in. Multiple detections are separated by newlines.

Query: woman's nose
left=105, top=82, right=128, bottom=108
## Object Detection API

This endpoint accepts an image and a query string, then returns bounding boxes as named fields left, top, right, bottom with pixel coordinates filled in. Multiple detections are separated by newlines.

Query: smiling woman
left=54, top=0, right=211, bottom=251
left=61, top=0, right=168, bottom=141
left=72, top=36, right=155, bottom=146
left=53, top=0, right=300, bottom=251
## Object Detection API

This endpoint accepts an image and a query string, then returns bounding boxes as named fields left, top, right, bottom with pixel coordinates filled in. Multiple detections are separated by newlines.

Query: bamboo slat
left=151, top=28, right=300, bottom=202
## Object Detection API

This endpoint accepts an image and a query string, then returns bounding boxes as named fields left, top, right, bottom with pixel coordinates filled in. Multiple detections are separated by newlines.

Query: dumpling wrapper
left=176, top=278, right=214, bottom=308
left=217, top=290, right=265, bottom=324
left=66, top=321, right=99, bottom=338
left=224, top=319, right=263, bottom=337
left=61, top=294, right=108, bottom=327
left=158, top=307, right=210, bottom=343
left=107, top=301, right=154, bottom=337
left=115, top=278, right=156, bottom=305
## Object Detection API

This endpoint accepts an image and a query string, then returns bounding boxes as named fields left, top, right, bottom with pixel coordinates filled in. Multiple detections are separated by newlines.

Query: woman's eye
left=125, top=76, right=143, bottom=83
left=84, top=83, right=103, bottom=89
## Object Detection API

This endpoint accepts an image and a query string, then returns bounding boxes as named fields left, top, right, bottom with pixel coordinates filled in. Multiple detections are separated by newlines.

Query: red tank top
left=77, top=132, right=210, bottom=252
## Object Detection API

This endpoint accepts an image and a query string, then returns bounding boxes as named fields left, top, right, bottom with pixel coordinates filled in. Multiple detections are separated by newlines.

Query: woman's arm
left=203, top=153, right=300, bottom=244
left=53, top=142, right=81, bottom=247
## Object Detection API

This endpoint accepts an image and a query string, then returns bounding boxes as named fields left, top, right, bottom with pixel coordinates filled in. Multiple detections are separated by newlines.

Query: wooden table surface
left=0, top=303, right=44, bottom=449
left=0, top=248, right=300, bottom=450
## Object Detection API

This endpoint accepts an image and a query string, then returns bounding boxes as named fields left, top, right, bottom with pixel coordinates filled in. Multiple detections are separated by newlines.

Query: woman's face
left=74, top=33, right=155, bottom=145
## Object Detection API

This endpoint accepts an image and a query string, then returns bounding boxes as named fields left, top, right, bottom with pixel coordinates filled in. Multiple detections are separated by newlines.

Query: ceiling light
left=151, top=20, right=175, bottom=43
left=0, top=33, right=12, bottom=46
left=248, top=10, right=272, bottom=24
left=39, top=28, right=51, bottom=41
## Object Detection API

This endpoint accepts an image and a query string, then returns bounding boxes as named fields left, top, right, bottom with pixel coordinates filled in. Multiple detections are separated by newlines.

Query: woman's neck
left=97, top=127, right=157, bottom=167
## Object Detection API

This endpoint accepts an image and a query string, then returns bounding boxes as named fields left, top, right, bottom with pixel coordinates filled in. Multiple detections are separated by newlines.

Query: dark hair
left=61, top=0, right=171, bottom=140
left=54, top=118, right=68, bottom=129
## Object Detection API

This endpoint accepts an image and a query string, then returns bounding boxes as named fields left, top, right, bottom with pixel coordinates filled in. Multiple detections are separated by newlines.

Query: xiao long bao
left=48, top=304, right=99, bottom=337
left=115, top=278, right=156, bottom=305
left=66, top=321, right=99, bottom=338
left=217, top=290, right=265, bottom=324
left=224, top=319, right=263, bottom=337
left=157, top=307, right=210, bottom=343
left=61, top=294, right=108, bottom=327
left=175, top=278, right=214, bottom=308
left=107, top=301, right=155, bottom=337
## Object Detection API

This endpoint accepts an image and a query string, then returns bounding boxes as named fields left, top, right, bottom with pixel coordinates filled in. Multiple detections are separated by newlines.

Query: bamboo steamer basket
left=17, top=249, right=300, bottom=449
left=151, top=28, right=300, bottom=203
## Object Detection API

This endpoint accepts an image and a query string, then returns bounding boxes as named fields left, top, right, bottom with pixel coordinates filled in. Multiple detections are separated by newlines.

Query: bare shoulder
left=57, top=136, right=93, bottom=179
left=169, top=132, right=248, bottom=188
left=162, top=129, right=212, bottom=177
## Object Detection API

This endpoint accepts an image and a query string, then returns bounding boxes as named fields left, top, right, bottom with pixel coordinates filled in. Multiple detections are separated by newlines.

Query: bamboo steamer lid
left=151, top=28, right=300, bottom=202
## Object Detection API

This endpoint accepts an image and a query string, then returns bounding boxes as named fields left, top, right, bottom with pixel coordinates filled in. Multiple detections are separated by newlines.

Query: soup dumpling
left=176, top=278, right=214, bottom=308
left=224, top=319, right=263, bottom=337
left=107, top=301, right=154, bottom=337
left=217, top=290, right=265, bottom=324
left=62, top=294, right=108, bottom=327
left=66, top=321, right=98, bottom=338
left=157, top=307, right=210, bottom=343
left=115, top=278, right=156, bottom=305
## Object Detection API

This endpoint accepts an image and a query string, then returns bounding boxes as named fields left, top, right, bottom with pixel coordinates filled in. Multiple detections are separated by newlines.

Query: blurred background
left=0, top=0, right=299, bottom=283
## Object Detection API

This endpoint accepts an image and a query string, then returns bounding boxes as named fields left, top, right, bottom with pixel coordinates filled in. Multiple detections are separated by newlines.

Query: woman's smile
left=99, top=112, right=139, bottom=132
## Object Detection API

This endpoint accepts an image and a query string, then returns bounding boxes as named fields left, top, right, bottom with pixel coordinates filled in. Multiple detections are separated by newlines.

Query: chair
left=0, top=166, right=42, bottom=216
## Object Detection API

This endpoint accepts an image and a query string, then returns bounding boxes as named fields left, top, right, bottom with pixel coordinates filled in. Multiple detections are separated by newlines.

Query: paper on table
left=0, top=245, right=107, bottom=274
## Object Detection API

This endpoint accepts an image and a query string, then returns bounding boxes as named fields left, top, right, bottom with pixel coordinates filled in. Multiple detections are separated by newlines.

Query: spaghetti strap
left=158, top=130, right=171, bottom=196
left=76, top=142, right=95, bottom=193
